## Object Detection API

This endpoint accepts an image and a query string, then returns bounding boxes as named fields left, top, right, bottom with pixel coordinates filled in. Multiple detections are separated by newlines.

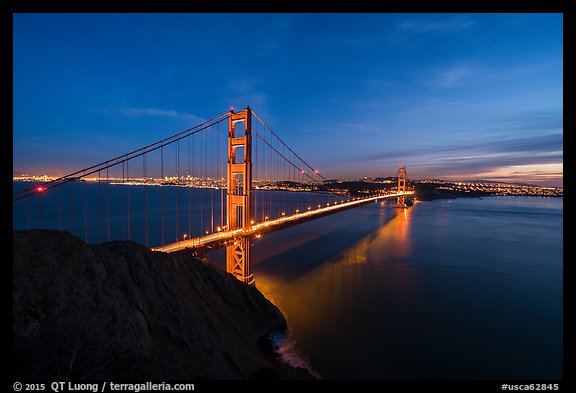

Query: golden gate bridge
left=13, top=107, right=413, bottom=285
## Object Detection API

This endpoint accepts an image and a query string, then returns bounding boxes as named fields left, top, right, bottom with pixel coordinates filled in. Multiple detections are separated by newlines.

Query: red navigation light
left=314, top=169, right=318, bottom=174
left=36, top=186, right=45, bottom=192
left=301, top=170, right=305, bottom=174
left=230, top=106, right=234, bottom=112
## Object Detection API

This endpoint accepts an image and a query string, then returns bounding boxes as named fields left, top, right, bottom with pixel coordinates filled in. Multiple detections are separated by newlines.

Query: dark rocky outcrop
left=13, top=230, right=314, bottom=380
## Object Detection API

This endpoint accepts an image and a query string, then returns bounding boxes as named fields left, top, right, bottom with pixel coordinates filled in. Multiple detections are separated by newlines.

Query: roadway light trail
left=152, top=191, right=414, bottom=253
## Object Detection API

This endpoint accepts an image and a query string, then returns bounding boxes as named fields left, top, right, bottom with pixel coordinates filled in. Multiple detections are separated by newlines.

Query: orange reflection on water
left=254, top=205, right=416, bottom=342
left=335, top=203, right=413, bottom=265
left=393, top=205, right=412, bottom=258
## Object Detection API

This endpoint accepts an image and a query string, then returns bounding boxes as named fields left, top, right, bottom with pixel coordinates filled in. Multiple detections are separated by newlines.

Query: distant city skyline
left=11, top=170, right=564, bottom=188
left=13, top=13, right=563, bottom=186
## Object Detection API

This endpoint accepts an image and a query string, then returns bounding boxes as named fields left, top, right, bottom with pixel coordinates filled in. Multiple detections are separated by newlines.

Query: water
left=12, top=181, right=344, bottom=247
left=212, top=196, right=563, bottom=379
left=13, top=183, right=563, bottom=379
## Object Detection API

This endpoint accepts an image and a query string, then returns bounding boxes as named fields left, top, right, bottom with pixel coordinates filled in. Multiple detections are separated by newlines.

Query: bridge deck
left=152, top=191, right=414, bottom=253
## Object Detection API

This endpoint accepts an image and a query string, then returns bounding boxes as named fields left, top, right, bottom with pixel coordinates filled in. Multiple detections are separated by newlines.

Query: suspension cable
left=14, top=113, right=230, bottom=201
left=251, top=110, right=326, bottom=181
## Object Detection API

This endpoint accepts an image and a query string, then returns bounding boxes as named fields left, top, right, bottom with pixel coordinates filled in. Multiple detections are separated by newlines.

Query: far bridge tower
left=397, top=166, right=407, bottom=208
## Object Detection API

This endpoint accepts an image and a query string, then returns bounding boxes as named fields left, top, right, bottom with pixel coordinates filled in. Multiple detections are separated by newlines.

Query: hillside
left=13, top=230, right=314, bottom=380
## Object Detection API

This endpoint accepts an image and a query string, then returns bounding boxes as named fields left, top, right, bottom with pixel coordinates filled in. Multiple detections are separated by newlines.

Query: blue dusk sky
left=13, top=13, right=563, bottom=186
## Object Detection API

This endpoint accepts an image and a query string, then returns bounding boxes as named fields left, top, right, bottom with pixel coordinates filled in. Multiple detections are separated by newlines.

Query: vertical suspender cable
left=188, top=133, right=191, bottom=239
left=219, top=121, right=224, bottom=229
left=122, top=161, right=126, bottom=240
left=39, top=190, right=43, bottom=228
left=254, top=121, right=257, bottom=223
left=127, top=159, right=130, bottom=240
left=71, top=183, right=75, bottom=237
left=275, top=136, right=278, bottom=218
left=107, top=167, right=110, bottom=242
left=161, top=145, right=164, bottom=246
left=192, top=132, right=195, bottom=237
left=176, top=140, right=179, bottom=242
left=210, top=124, right=214, bottom=233
left=200, top=128, right=203, bottom=235
left=83, top=178, right=88, bottom=244
left=267, top=125, right=271, bottom=219
left=57, top=185, right=61, bottom=230
left=143, top=150, right=148, bottom=247
left=98, top=170, right=102, bottom=242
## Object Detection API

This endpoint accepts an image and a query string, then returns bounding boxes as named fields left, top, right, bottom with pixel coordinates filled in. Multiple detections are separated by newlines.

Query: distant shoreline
left=13, top=178, right=563, bottom=200
left=413, top=183, right=562, bottom=201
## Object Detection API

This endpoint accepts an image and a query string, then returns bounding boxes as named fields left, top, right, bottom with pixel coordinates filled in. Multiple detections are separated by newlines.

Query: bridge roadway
left=152, top=191, right=414, bottom=253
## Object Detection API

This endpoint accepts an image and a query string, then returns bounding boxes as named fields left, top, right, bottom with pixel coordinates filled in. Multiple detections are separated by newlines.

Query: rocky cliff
left=13, top=230, right=313, bottom=380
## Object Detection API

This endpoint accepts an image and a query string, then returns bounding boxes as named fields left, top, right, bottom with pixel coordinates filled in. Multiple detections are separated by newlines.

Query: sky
left=13, top=13, right=563, bottom=186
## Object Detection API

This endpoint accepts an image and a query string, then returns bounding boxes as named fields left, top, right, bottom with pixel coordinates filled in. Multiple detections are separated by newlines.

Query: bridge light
left=37, top=186, right=45, bottom=192
left=301, top=170, right=305, bottom=174
left=318, top=204, right=321, bottom=208
left=264, top=216, right=269, bottom=220
left=250, top=220, right=254, bottom=225
left=183, top=233, right=188, bottom=240
left=281, top=212, right=285, bottom=216
left=308, top=206, right=311, bottom=210
left=205, top=231, right=209, bottom=235
left=217, top=226, right=222, bottom=232
left=314, top=169, right=318, bottom=174
left=295, top=209, right=299, bottom=213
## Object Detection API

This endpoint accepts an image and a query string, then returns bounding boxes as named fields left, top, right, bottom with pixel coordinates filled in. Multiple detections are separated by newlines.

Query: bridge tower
left=397, top=166, right=407, bottom=208
left=226, top=107, right=254, bottom=285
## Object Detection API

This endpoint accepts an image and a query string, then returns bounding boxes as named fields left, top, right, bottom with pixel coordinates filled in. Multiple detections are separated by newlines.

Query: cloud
left=357, top=131, right=562, bottom=163
left=492, top=109, right=563, bottom=133
left=120, top=108, right=177, bottom=117
left=396, top=16, right=475, bottom=35
left=400, top=100, right=470, bottom=115
left=448, top=163, right=563, bottom=186
left=428, top=67, right=472, bottom=88
left=119, top=108, right=204, bottom=123
left=389, top=16, right=475, bottom=44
